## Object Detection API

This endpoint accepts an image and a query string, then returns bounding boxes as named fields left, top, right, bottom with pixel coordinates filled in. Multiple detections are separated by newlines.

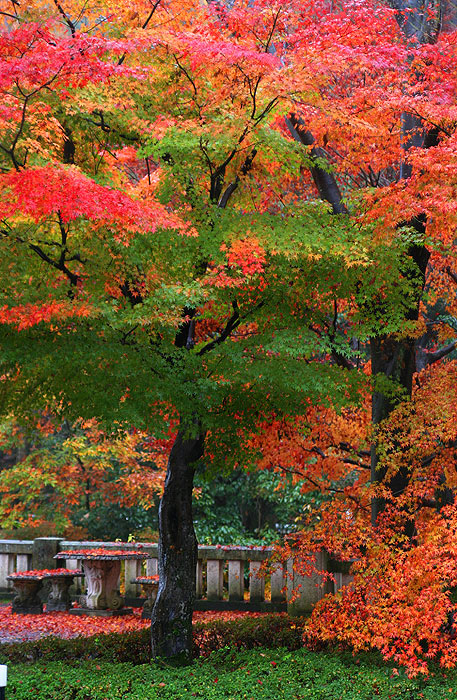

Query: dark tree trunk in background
left=151, top=424, right=205, bottom=662
left=389, top=0, right=442, bottom=43
left=368, top=0, right=443, bottom=527
left=287, top=2, right=443, bottom=532
left=370, top=242, right=430, bottom=527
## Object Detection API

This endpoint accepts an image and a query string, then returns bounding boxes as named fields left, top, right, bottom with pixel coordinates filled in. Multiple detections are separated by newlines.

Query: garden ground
left=0, top=604, right=265, bottom=643
left=0, top=607, right=456, bottom=698
left=6, top=647, right=457, bottom=699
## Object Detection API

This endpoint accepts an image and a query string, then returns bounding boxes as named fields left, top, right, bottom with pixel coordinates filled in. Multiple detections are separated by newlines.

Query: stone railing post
left=124, top=559, right=142, bottom=597
left=32, top=537, right=63, bottom=571
left=249, top=560, right=265, bottom=602
left=146, top=558, right=158, bottom=577
left=270, top=563, right=286, bottom=603
left=327, top=557, right=355, bottom=594
left=0, top=553, right=14, bottom=590
left=196, top=560, right=203, bottom=599
left=228, top=560, right=244, bottom=601
left=286, top=551, right=332, bottom=616
left=206, top=559, right=224, bottom=601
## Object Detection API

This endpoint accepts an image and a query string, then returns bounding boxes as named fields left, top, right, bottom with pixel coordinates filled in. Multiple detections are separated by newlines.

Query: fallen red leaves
left=7, top=568, right=82, bottom=579
left=133, top=576, right=159, bottom=583
left=0, top=605, right=268, bottom=644
left=56, top=549, right=150, bottom=560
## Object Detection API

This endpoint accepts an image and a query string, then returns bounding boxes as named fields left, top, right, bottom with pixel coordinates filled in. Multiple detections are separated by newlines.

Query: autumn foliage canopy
left=1, top=0, right=457, bottom=673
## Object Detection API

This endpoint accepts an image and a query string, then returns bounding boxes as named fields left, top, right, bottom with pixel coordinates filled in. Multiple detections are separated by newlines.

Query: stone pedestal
left=80, top=559, right=123, bottom=610
left=46, top=574, right=80, bottom=612
left=56, top=549, right=151, bottom=616
left=9, top=578, right=43, bottom=614
left=133, top=577, right=159, bottom=619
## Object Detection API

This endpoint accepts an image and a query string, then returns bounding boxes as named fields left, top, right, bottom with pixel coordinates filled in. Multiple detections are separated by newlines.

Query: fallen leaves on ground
left=0, top=605, right=269, bottom=643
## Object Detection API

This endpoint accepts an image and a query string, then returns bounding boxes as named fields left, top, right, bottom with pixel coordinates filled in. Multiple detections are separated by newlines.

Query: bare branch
left=52, top=0, right=76, bottom=36
left=2, top=216, right=80, bottom=286
left=0, top=11, right=19, bottom=19
left=264, top=7, right=281, bottom=53
left=424, top=340, right=457, bottom=366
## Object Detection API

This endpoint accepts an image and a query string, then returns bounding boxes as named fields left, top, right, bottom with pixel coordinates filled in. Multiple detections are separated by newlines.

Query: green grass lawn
left=6, top=647, right=457, bottom=699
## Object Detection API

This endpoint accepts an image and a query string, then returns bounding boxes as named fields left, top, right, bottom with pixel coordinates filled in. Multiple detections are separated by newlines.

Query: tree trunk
left=151, top=422, right=205, bottom=662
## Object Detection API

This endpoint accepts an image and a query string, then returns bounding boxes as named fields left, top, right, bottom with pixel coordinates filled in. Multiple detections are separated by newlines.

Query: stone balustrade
left=0, top=538, right=345, bottom=615
left=0, top=540, right=33, bottom=588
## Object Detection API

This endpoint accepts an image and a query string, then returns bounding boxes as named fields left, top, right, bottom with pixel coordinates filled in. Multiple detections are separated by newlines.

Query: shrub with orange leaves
left=260, top=361, right=457, bottom=675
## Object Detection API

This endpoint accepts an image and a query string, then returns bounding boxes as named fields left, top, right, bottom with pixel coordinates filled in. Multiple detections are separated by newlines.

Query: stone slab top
left=44, top=569, right=84, bottom=578
left=0, top=540, right=34, bottom=554
left=7, top=568, right=83, bottom=580
left=55, top=549, right=152, bottom=560
left=132, top=576, right=159, bottom=584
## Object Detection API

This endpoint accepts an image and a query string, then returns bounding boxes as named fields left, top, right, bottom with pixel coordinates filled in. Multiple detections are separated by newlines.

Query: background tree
left=0, top=417, right=167, bottom=539
left=259, top=0, right=457, bottom=672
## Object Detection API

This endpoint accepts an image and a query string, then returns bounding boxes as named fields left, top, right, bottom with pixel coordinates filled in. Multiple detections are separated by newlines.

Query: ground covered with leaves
left=7, top=647, right=457, bottom=700
left=2, top=610, right=456, bottom=697
left=0, top=605, right=264, bottom=644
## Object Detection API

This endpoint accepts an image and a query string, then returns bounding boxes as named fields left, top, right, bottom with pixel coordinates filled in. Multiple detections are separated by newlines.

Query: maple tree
left=0, top=0, right=365, bottom=661
left=1, top=0, right=457, bottom=669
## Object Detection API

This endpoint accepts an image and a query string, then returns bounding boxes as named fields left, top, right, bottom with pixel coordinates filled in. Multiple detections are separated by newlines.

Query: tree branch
left=285, top=114, right=347, bottom=215
left=217, top=148, right=257, bottom=208
left=424, top=340, right=457, bottom=366
left=446, top=266, right=457, bottom=285
left=52, top=0, right=76, bottom=36
left=197, top=301, right=240, bottom=356
left=119, top=280, right=144, bottom=306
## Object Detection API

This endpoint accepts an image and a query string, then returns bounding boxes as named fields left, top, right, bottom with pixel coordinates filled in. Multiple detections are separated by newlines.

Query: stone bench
left=6, top=568, right=84, bottom=614
left=56, top=549, right=151, bottom=615
left=132, top=575, right=159, bottom=619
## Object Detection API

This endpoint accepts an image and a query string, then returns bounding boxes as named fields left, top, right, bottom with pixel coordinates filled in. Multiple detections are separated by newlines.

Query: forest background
left=1, top=0, right=457, bottom=673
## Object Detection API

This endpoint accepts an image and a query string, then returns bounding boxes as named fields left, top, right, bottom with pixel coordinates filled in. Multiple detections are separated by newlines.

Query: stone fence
left=0, top=537, right=351, bottom=615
